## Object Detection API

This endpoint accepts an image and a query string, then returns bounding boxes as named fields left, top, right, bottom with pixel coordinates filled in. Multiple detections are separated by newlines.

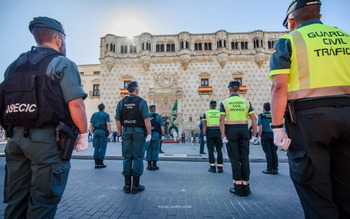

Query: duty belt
left=290, top=96, right=350, bottom=112
left=16, top=123, right=58, bottom=138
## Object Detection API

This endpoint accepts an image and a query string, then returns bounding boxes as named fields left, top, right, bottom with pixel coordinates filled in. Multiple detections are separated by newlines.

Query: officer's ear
left=55, top=35, right=62, bottom=48
left=319, top=14, right=322, bottom=19
left=287, top=18, right=296, bottom=31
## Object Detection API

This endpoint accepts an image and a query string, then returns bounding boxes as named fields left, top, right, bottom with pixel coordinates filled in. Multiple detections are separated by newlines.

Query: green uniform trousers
left=122, top=127, right=146, bottom=177
left=4, top=127, right=70, bottom=219
left=92, top=129, right=108, bottom=160
left=146, top=132, right=160, bottom=161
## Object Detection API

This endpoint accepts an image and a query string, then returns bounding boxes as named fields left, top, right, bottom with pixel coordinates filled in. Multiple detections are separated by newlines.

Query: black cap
left=29, top=16, right=66, bottom=35
left=209, top=100, right=217, bottom=105
left=263, top=102, right=271, bottom=111
left=149, top=105, right=156, bottom=108
left=127, top=81, right=138, bottom=89
left=283, top=0, right=322, bottom=28
left=98, top=103, right=105, bottom=110
left=228, top=80, right=240, bottom=88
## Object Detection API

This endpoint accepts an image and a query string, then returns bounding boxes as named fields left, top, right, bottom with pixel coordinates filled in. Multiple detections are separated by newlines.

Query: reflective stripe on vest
left=285, top=23, right=350, bottom=100
left=205, top=109, right=220, bottom=127
left=222, top=96, right=249, bottom=124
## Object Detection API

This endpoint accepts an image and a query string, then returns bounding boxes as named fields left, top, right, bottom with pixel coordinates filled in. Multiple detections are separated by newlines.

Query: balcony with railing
left=198, top=86, right=212, bottom=94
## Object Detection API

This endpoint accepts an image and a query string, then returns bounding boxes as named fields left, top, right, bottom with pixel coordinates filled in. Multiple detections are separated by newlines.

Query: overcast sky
left=0, top=0, right=349, bottom=81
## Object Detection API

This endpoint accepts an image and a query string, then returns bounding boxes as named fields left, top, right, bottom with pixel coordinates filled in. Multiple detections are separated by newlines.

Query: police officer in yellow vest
left=220, top=81, right=257, bottom=196
left=203, top=100, right=223, bottom=173
left=270, top=0, right=350, bottom=218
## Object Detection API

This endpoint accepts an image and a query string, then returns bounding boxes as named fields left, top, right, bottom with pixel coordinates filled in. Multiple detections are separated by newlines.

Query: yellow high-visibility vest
left=204, top=109, right=220, bottom=127
left=221, top=95, right=250, bottom=124
left=271, top=23, right=350, bottom=100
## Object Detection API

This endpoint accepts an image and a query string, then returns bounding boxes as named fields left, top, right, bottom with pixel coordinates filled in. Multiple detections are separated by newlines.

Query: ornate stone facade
left=80, top=29, right=287, bottom=133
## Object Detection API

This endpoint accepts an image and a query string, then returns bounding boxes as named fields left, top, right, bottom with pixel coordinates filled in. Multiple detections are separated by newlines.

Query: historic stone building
left=79, top=29, right=286, bottom=134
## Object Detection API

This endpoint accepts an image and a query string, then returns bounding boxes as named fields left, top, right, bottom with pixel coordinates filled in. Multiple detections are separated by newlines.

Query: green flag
left=169, top=99, right=178, bottom=124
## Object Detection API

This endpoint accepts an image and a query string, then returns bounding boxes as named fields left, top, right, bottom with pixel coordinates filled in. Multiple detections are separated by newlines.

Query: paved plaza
left=0, top=142, right=303, bottom=218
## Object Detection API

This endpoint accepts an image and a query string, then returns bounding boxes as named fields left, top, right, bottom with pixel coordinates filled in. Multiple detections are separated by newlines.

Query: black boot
left=230, top=184, right=244, bottom=196
left=217, top=166, right=223, bottom=173
left=123, top=176, right=131, bottom=193
left=152, top=161, right=159, bottom=170
left=99, top=159, right=107, bottom=168
left=132, top=176, right=145, bottom=194
left=262, top=169, right=273, bottom=174
left=147, top=161, right=152, bottom=170
left=95, top=159, right=100, bottom=169
left=243, top=184, right=251, bottom=196
left=208, top=165, right=216, bottom=173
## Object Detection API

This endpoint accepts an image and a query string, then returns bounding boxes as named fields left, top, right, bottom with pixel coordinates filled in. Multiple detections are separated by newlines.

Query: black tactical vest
left=120, top=96, right=145, bottom=128
left=150, top=113, right=161, bottom=133
left=0, top=47, right=73, bottom=127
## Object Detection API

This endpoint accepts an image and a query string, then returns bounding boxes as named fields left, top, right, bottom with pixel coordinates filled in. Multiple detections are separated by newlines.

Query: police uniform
left=257, top=103, right=278, bottom=174
left=146, top=106, right=163, bottom=170
left=220, top=81, right=256, bottom=196
left=270, top=0, right=350, bottom=217
left=1, top=17, right=87, bottom=219
left=199, top=118, right=205, bottom=154
left=90, top=103, right=111, bottom=168
left=115, top=81, right=151, bottom=194
left=203, top=101, right=223, bottom=173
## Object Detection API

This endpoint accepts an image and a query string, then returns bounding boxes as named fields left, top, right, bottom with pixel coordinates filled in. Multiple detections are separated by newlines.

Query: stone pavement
left=0, top=141, right=302, bottom=218
left=0, top=158, right=303, bottom=219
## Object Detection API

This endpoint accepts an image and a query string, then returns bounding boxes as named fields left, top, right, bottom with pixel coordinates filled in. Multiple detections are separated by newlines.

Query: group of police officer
left=1, top=0, right=350, bottom=218
left=200, top=80, right=257, bottom=196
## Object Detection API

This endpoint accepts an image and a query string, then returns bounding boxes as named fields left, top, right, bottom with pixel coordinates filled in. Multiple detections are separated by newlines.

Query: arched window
left=121, top=45, right=128, bottom=53
left=180, top=41, right=189, bottom=50
left=156, top=44, right=165, bottom=52
left=254, top=39, right=258, bottom=48
left=241, top=41, right=248, bottom=50
left=231, top=41, right=238, bottom=50
left=254, top=38, right=263, bottom=48
left=217, top=40, right=222, bottom=48
left=166, top=43, right=175, bottom=52
left=268, top=40, right=275, bottom=49
left=195, top=42, right=202, bottom=50
left=204, top=42, right=213, bottom=50
left=130, top=45, right=136, bottom=53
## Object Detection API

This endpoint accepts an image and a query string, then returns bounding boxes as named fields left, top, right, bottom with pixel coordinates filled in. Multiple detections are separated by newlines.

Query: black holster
left=286, top=101, right=297, bottom=125
left=56, top=122, right=78, bottom=160
left=3, top=124, right=14, bottom=138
